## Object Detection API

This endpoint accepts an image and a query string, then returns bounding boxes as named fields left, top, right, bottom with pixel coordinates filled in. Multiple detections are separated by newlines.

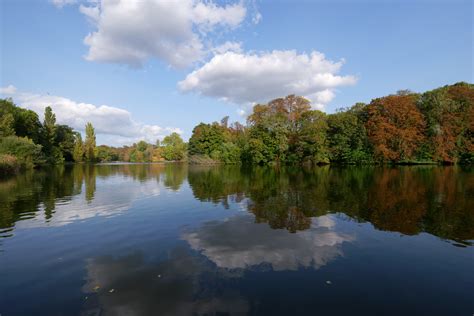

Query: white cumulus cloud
left=179, top=50, right=357, bottom=112
left=78, top=0, right=248, bottom=68
left=0, top=85, right=181, bottom=146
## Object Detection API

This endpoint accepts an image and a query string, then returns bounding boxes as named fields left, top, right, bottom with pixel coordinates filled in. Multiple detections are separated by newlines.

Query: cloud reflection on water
left=183, top=214, right=354, bottom=271
left=80, top=213, right=354, bottom=315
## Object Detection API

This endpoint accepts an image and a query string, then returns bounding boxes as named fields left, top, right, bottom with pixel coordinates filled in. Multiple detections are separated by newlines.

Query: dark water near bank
left=0, top=164, right=473, bottom=316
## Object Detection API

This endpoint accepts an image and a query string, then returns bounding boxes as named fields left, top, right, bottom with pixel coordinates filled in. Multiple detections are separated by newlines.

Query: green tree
left=73, top=133, right=84, bottom=162
left=245, top=125, right=287, bottom=164
left=136, top=140, right=148, bottom=152
left=0, top=98, right=42, bottom=143
left=55, top=125, right=76, bottom=161
left=162, top=132, right=187, bottom=161
left=188, top=123, right=226, bottom=157
left=0, top=112, right=15, bottom=137
left=296, top=110, right=329, bottom=164
left=216, top=142, right=241, bottom=163
left=96, top=145, right=120, bottom=162
left=245, top=95, right=315, bottom=164
left=15, top=108, right=42, bottom=143
left=128, top=141, right=154, bottom=162
left=84, top=122, right=96, bottom=162
left=327, top=103, right=372, bottom=164
left=43, top=106, right=56, bottom=149
left=42, top=106, right=63, bottom=164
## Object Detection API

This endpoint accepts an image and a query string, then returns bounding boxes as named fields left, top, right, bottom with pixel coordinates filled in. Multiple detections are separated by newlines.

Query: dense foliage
left=0, top=137, right=43, bottom=170
left=0, top=99, right=190, bottom=173
left=326, top=103, right=372, bottom=164
left=161, top=133, right=187, bottom=161
left=0, top=99, right=100, bottom=172
left=366, top=94, right=426, bottom=162
left=1, top=82, right=472, bottom=173
left=0, top=99, right=42, bottom=143
left=94, top=133, right=187, bottom=163
left=189, top=82, right=473, bottom=165
left=188, top=119, right=243, bottom=164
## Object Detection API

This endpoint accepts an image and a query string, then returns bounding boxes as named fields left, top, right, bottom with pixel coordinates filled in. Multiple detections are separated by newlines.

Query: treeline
left=95, top=132, right=186, bottom=163
left=1, top=82, right=472, bottom=173
left=0, top=97, right=188, bottom=174
left=188, top=82, right=473, bottom=165
left=0, top=99, right=97, bottom=174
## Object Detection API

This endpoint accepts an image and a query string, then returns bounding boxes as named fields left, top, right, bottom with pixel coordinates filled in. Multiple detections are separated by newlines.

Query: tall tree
left=42, top=106, right=63, bottom=163
left=84, top=122, right=96, bottom=162
left=42, top=106, right=56, bottom=154
left=73, top=133, right=84, bottom=162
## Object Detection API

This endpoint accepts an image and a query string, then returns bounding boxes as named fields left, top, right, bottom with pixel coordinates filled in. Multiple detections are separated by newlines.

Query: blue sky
left=1, top=0, right=472, bottom=145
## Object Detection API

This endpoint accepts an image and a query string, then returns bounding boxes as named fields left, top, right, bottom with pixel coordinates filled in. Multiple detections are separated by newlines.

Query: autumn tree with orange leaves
left=365, top=94, right=426, bottom=162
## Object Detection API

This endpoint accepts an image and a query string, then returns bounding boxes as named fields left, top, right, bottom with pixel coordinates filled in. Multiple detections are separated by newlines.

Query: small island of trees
left=1, top=82, right=472, bottom=175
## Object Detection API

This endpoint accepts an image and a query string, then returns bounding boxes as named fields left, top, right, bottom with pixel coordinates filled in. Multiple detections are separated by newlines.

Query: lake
left=0, top=164, right=473, bottom=316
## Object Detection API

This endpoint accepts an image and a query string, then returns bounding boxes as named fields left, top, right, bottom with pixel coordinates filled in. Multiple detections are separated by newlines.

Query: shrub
left=0, top=154, right=20, bottom=176
left=0, top=136, right=44, bottom=169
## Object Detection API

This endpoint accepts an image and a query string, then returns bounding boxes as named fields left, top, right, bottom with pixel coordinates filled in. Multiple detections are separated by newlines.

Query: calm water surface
left=0, top=164, right=473, bottom=316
